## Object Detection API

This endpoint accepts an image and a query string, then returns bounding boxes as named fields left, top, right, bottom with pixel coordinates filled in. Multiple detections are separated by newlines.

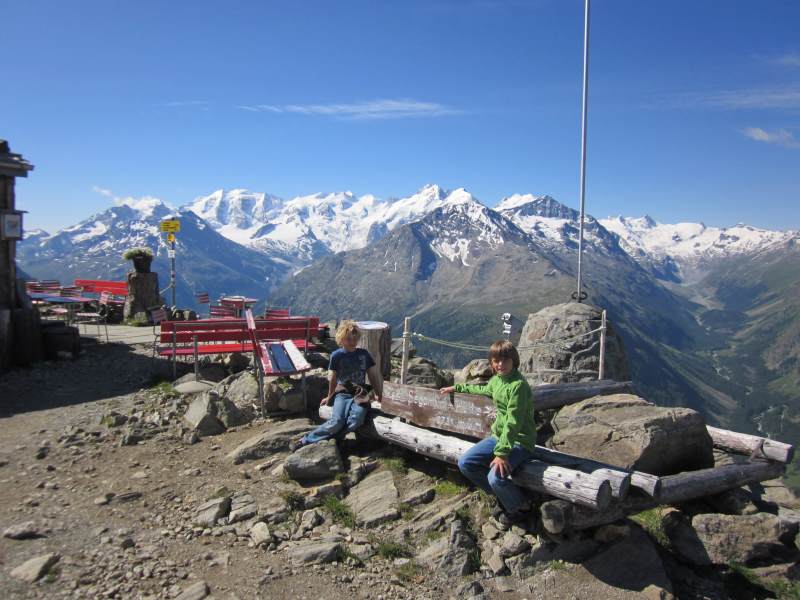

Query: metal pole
left=575, top=0, right=591, bottom=303
left=170, top=239, right=177, bottom=309
left=193, top=334, right=199, bottom=381
left=400, top=317, right=410, bottom=385
left=598, top=309, right=607, bottom=380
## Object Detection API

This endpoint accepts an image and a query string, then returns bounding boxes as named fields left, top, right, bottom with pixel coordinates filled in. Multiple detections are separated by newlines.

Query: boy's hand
left=490, top=456, right=511, bottom=479
left=439, top=386, right=455, bottom=396
left=320, top=396, right=331, bottom=406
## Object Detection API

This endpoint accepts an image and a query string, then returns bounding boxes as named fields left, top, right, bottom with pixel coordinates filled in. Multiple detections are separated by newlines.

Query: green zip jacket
left=454, top=369, right=536, bottom=458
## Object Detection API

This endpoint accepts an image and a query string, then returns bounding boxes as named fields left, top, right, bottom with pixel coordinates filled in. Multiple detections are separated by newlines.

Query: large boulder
left=213, top=371, right=260, bottom=410
left=453, top=359, right=493, bottom=386
left=404, top=357, right=454, bottom=389
left=284, top=439, right=343, bottom=481
left=549, top=393, right=714, bottom=474
left=518, top=302, right=628, bottom=385
left=417, top=519, right=478, bottom=577
left=664, top=511, right=799, bottom=567
left=226, top=419, right=311, bottom=464
left=345, top=469, right=399, bottom=527
left=183, top=391, right=250, bottom=435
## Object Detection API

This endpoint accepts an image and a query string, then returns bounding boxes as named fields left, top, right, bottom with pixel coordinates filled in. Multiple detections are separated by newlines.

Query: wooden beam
left=706, top=425, right=794, bottom=464
left=538, top=459, right=785, bottom=534
left=531, top=379, right=636, bottom=411
left=532, top=446, right=637, bottom=499
left=320, top=404, right=612, bottom=510
left=655, top=459, right=785, bottom=505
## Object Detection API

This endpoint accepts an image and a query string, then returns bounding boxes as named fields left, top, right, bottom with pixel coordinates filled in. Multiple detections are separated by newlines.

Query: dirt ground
left=0, top=333, right=474, bottom=600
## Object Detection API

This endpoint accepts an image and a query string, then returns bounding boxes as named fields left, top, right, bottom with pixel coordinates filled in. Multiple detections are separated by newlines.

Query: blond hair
left=335, top=320, right=362, bottom=346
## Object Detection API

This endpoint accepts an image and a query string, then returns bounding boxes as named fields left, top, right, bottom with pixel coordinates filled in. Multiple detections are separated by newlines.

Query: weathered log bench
left=339, top=381, right=793, bottom=532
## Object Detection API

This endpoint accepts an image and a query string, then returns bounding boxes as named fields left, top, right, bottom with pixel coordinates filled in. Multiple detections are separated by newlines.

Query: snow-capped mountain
left=18, top=197, right=286, bottom=309
left=498, top=194, right=630, bottom=260
left=189, top=189, right=284, bottom=245
left=183, top=184, right=453, bottom=263
left=600, top=215, right=798, bottom=282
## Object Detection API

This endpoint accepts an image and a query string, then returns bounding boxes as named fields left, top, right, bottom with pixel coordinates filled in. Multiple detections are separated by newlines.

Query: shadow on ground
left=0, top=337, right=186, bottom=418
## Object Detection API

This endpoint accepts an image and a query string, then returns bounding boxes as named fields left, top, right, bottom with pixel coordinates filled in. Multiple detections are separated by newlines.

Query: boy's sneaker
left=288, top=437, right=306, bottom=452
left=492, top=504, right=536, bottom=530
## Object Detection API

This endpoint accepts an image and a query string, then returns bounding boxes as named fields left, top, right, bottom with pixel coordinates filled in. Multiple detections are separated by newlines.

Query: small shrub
left=434, top=480, right=466, bottom=498
left=337, top=546, right=364, bottom=566
left=423, top=529, right=444, bottom=543
left=380, top=456, right=407, bottom=476
left=370, top=535, right=413, bottom=560
left=324, top=496, right=356, bottom=528
left=279, top=490, right=305, bottom=512
left=398, top=502, right=415, bottom=520
left=122, top=247, right=154, bottom=260
left=149, top=381, right=178, bottom=398
left=630, top=508, right=670, bottom=548
left=547, top=559, right=569, bottom=572
left=394, top=560, right=423, bottom=583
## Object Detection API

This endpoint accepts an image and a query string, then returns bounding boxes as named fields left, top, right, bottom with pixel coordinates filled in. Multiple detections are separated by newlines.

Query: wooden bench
left=156, top=316, right=321, bottom=357
left=245, top=309, right=311, bottom=413
left=74, top=279, right=128, bottom=304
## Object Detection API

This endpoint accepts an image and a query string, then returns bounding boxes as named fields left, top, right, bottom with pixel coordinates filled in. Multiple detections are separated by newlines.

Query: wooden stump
left=356, top=320, right=391, bottom=380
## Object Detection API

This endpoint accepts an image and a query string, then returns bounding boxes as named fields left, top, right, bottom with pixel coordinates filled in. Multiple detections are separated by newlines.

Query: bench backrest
left=159, top=316, right=320, bottom=344
left=75, top=279, right=128, bottom=296
left=380, top=381, right=494, bottom=439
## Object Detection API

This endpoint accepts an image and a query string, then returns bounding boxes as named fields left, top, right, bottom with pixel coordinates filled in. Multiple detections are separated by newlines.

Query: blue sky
left=4, top=0, right=799, bottom=233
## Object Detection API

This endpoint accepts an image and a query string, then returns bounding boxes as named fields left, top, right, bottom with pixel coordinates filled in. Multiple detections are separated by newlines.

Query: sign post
left=160, top=220, right=180, bottom=309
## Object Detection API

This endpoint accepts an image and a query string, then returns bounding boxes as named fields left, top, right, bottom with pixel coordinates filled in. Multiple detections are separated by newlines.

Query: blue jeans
left=457, top=437, right=534, bottom=515
left=301, top=393, right=368, bottom=445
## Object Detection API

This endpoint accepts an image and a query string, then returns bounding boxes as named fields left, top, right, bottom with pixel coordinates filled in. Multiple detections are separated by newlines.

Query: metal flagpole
left=574, top=0, right=591, bottom=303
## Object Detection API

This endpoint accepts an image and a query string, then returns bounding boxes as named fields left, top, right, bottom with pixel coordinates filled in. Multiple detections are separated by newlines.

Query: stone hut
left=0, top=140, right=38, bottom=372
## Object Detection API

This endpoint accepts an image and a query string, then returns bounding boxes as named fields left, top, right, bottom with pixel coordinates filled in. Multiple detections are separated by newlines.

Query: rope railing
left=402, top=309, right=609, bottom=382
left=410, top=324, right=604, bottom=353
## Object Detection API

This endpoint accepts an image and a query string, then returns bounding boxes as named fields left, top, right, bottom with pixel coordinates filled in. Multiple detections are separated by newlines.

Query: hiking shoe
left=289, top=437, right=306, bottom=452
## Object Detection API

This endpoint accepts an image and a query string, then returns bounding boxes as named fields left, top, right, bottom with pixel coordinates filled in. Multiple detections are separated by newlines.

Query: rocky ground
left=1, top=332, right=799, bottom=599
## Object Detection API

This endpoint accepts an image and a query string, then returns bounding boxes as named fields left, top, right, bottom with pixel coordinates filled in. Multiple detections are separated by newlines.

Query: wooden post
left=320, top=404, right=613, bottom=510
left=598, top=309, right=607, bottom=380
left=400, top=317, right=410, bottom=385
left=193, top=334, right=199, bottom=381
left=356, top=321, right=392, bottom=380
left=706, top=425, right=794, bottom=464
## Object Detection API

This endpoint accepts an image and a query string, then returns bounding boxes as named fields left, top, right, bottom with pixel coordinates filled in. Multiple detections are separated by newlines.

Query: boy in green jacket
left=440, top=340, right=536, bottom=525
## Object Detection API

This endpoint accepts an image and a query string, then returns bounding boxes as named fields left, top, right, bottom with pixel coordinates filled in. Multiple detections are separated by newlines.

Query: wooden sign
left=381, top=381, right=494, bottom=439
left=380, top=379, right=636, bottom=440
left=160, top=220, right=181, bottom=233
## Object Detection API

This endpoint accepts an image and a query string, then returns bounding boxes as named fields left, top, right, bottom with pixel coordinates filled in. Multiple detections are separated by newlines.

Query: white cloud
left=238, top=99, right=463, bottom=120
left=698, top=87, right=800, bottom=110
left=770, top=53, right=800, bottom=67
left=659, top=86, right=800, bottom=110
left=92, top=186, right=174, bottom=214
left=742, top=127, right=800, bottom=149
left=92, top=185, right=114, bottom=198
left=163, top=100, right=210, bottom=108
